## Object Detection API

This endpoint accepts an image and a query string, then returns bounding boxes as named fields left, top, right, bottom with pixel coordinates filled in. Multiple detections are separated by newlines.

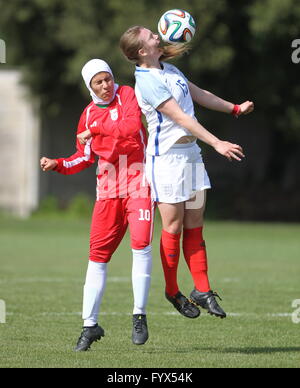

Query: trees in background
left=1, top=0, right=299, bottom=220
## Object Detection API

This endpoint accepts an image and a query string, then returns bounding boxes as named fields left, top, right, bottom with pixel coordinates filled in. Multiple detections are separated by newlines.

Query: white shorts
left=146, top=142, right=211, bottom=204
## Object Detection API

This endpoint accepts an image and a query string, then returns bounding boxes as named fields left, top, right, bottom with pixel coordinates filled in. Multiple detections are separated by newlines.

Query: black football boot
left=132, top=314, right=149, bottom=345
left=74, top=324, right=105, bottom=351
left=190, top=289, right=226, bottom=319
left=165, top=291, right=200, bottom=319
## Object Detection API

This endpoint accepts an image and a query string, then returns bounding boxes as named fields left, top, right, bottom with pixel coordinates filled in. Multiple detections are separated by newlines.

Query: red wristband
left=231, top=104, right=241, bottom=118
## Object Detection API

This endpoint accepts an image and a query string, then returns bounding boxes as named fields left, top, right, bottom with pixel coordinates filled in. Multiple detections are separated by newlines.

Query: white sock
left=132, top=245, right=152, bottom=315
left=82, top=260, right=107, bottom=327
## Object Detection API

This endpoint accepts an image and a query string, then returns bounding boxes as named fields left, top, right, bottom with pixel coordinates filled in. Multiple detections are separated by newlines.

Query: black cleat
left=74, top=324, right=105, bottom=352
left=132, top=314, right=149, bottom=345
left=165, top=291, right=200, bottom=319
left=190, top=289, right=227, bottom=319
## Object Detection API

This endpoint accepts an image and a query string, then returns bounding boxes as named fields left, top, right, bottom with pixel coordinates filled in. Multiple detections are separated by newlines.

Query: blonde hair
left=120, top=26, right=190, bottom=64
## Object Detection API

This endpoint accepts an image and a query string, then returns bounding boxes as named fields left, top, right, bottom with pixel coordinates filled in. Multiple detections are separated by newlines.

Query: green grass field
left=0, top=215, right=299, bottom=368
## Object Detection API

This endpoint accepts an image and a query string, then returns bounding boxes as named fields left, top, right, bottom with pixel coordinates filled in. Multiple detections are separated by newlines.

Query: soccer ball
left=158, top=9, right=196, bottom=44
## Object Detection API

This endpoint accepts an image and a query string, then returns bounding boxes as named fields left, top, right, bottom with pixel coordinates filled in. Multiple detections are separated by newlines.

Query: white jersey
left=134, top=62, right=197, bottom=156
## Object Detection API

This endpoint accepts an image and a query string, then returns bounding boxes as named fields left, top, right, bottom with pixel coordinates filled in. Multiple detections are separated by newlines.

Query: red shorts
left=89, top=195, right=155, bottom=263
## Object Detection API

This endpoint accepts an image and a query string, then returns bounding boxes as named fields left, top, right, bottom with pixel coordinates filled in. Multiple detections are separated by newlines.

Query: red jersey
left=55, top=86, right=148, bottom=199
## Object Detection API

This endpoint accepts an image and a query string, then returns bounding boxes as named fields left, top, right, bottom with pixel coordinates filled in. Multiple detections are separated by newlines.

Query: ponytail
left=159, top=43, right=191, bottom=61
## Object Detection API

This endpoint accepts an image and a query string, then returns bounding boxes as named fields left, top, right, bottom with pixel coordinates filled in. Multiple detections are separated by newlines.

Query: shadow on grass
left=139, top=346, right=300, bottom=355
left=220, top=347, right=300, bottom=355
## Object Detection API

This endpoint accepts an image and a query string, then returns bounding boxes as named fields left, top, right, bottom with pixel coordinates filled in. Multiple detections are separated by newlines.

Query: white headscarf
left=81, top=59, right=119, bottom=105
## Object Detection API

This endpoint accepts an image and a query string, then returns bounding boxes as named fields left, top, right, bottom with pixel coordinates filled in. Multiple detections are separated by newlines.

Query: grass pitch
left=0, top=215, right=299, bottom=368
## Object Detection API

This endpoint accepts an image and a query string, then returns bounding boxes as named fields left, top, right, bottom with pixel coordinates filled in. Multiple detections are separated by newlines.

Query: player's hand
left=239, top=101, right=254, bottom=115
left=213, top=140, right=245, bottom=162
left=77, top=130, right=92, bottom=145
left=40, top=157, right=58, bottom=171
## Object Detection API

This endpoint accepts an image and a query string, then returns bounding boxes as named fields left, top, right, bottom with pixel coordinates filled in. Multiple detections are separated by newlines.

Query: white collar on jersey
left=81, top=59, right=119, bottom=105
left=135, top=62, right=165, bottom=73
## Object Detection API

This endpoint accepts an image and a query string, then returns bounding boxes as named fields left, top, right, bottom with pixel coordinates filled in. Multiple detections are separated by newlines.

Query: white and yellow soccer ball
left=158, top=9, right=196, bottom=44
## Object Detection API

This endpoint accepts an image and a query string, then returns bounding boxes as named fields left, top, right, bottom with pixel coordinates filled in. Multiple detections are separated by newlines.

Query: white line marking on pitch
left=0, top=277, right=130, bottom=284
left=5, top=312, right=293, bottom=318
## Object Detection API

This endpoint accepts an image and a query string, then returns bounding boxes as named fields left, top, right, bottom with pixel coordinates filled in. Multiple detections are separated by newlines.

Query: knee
left=163, top=220, right=182, bottom=234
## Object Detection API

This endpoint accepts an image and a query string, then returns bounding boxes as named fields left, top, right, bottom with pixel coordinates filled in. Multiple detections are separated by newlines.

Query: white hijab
left=81, top=59, right=119, bottom=105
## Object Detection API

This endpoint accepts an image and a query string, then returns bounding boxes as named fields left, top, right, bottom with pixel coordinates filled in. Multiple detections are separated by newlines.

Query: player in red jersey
left=40, top=59, right=154, bottom=351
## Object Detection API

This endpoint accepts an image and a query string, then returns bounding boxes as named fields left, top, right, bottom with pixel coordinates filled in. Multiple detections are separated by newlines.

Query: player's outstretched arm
left=188, top=81, right=254, bottom=117
left=40, top=140, right=95, bottom=175
left=157, top=97, right=245, bottom=162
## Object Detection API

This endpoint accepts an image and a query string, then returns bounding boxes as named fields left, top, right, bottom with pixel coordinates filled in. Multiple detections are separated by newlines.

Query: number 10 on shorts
left=139, top=209, right=151, bottom=221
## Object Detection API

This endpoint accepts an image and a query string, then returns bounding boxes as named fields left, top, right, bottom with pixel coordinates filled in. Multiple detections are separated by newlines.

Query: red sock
left=160, top=230, right=181, bottom=297
left=183, top=227, right=211, bottom=293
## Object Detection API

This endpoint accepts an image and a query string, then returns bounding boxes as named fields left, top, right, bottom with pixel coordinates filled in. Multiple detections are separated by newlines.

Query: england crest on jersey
left=110, top=108, right=118, bottom=121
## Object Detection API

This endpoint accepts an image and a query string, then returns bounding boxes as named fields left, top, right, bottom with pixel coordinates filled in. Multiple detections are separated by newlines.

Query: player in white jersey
left=120, top=26, right=254, bottom=319
left=134, top=61, right=195, bottom=157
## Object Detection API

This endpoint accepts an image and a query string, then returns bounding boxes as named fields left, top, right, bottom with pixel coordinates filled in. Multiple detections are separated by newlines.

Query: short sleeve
left=135, top=72, right=172, bottom=109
